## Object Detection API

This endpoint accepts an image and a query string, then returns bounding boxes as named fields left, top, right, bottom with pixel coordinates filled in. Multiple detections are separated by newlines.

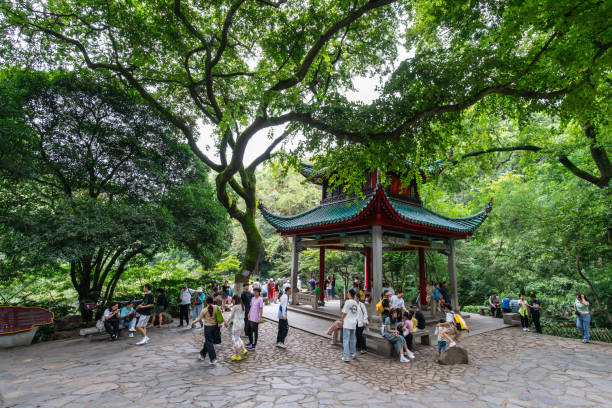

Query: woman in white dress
left=228, top=294, right=248, bottom=361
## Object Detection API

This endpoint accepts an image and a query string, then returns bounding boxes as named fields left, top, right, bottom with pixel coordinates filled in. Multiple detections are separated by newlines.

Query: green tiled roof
left=259, top=187, right=490, bottom=234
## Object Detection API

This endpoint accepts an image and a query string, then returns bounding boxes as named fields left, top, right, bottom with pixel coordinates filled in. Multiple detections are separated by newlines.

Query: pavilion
left=259, top=164, right=493, bottom=310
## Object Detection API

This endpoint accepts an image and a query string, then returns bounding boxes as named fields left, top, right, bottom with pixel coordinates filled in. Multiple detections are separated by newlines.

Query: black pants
left=248, top=321, right=259, bottom=346
left=404, top=333, right=413, bottom=351
left=520, top=313, right=529, bottom=328
left=356, top=326, right=367, bottom=351
left=179, top=304, right=190, bottom=326
left=200, top=325, right=217, bottom=362
left=244, top=313, right=251, bottom=337
left=531, top=313, right=542, bottom=333
left=502, top=307, right=511, bottom=313
left=490, top=306, right=501, bottom=317
left=277, top=319, right=289, bottom=344
left=104, top=318, right=119, bottom=337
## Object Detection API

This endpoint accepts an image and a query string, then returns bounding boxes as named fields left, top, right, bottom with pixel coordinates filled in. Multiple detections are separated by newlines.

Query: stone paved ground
left=1, top=318, right=611, bottom=408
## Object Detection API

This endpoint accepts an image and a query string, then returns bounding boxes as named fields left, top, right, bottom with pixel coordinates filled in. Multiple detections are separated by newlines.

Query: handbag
left=215, top=307, right=224, bottom=324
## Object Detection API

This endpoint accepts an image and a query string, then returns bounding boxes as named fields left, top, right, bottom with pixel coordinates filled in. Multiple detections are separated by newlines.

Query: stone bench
left=479, top=306, right=491, bottom=315
left=503, top=312, right=520, bottom=325
left=365, top=330, right=430, bottom=357
left=295, top=292, right=318, bottom=310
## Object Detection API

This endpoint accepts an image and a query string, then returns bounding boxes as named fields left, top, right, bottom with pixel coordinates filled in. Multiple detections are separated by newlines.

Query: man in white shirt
left=276, top=286, right=291, bottom=348
left=178, top=284, right=194, bottom=327
left=297, top=278, right=302, bottom=292
left=252, top=278, right=261, bottom=290
left=103, top=302, right=120, bottom=341
left=340, top=288, right=359, bottom=362
left=390, top=290, right=408, bottom=313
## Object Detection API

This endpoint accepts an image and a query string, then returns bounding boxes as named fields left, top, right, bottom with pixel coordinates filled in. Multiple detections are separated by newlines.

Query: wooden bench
left=295, top=292, right=318, bottom=310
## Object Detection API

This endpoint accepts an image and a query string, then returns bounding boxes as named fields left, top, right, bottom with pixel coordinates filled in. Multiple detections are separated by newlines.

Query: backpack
left=375, top=300, right=383, bottom=314
left=454, top=313, right=469, bottom=331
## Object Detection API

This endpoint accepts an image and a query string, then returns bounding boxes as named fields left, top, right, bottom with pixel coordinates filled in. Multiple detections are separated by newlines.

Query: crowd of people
left=486, top=292, right=542, bottom=333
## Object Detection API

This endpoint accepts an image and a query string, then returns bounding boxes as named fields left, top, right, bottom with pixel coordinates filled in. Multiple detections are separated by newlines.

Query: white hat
left=196, top=287, right=203, bottom=292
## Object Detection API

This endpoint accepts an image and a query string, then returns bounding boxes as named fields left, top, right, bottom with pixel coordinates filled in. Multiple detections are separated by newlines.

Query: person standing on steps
left=246, top=287, right=264, bottom=350
left=241, top=282, right=253, bottom=338
left=178, top=284, right=194, bottom=327
left=191, top=296, right=219, bottom=365
left=276, top=286, right=291, bottom=348
left=574, top=293, right=591, bottom=343
left=355, top=292, right=368, bottom=354
left=528, top=294, right=542, bottom=333
left=340, top=288, right=359, bottom=362
left=135, top=283, right=154, bottom=345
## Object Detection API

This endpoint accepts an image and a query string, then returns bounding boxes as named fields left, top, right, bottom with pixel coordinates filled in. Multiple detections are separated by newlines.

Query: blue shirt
left=120, top=306, right=134, bottom=318
left=433, top=288, right=440, bottom=300
left=501, top=298, right=510, bottom=309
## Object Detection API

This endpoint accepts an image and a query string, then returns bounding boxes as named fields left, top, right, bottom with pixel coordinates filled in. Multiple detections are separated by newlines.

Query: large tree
left=2, top=0, right=610, bottom=290
left=0, top=69, right=229, bottom=318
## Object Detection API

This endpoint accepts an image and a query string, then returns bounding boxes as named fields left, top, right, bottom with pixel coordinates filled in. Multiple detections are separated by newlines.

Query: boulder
left=161, top=312, right=173, bottom=325
left=54, top=314, right=82, bottom=331
left=438, top=346, right=469, bottom=365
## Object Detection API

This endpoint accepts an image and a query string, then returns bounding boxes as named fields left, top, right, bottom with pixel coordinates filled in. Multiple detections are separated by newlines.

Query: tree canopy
left=0, top=69, right=229, bottom=316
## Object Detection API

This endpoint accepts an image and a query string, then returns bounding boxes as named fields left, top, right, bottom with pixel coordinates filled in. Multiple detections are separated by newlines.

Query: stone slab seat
left=295, top=292, right=318, bottom=311
left=503, top=312, right=520, bottom=326
left=80, top=326, right=130, bottom=341
left=365, top=330, right=430, bottom=357
left=479, top=306, right=491, bottom=316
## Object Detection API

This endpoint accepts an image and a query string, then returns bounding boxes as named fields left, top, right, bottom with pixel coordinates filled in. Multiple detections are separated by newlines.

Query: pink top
left=249, top=296, right=264, bottom=323
left=402, top=319, right=413, bottom=336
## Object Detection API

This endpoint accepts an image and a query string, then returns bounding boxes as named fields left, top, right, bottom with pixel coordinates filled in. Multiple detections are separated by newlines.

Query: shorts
left=438, top=340, right=447, bottom=351
left=136, top=315, right=150, bottom=327
left=155, top=305, right=165, bottom=313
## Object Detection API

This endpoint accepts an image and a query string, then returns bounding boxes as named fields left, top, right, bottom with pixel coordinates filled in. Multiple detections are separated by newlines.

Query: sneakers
left=276, top=342, right=287, bottom=349
left=525, top=328, right=530, bottom=332
left=128, top=328, right=136, bottom=332
left=128, top=333, right=134, bottom=338
left=135, top=336, right=149, bottom=345
left=231, top=355, right=242, bottom=361
left=522, top=327, right=528, bottom=332
left=351, top=354, right=356, bottom=359
left=110, top=334, right=117, bottom=341
left=448, top=341, right=456, bottom=348
left=245, top=344, right=255, bottom=350
left=199, top=354, right=205, bottom=361
left=342, top=357, right=350, bottom=362
left=360, top=349, right=367, bottom=354
left=241, top=349, right=248, bottom=357
left=209, top=359, right=218, bottom=366
left=399, top=355, right=410, bottom=363
left=405, top=350, right=415, bottom=359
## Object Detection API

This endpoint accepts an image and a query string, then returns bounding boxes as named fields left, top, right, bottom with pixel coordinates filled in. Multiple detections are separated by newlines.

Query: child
left=402, top=311, right=415, bottom=359
left=441, top=303, right=459, bottom=347
left=313, top=282, right=321, bottom=301
left=227, top=295, right=248, bottom=361
left=435, top=318, right=447, bottom=355
left=326, top=318, right=343, bottom=345
left=246, top=287, right=264, bottom=350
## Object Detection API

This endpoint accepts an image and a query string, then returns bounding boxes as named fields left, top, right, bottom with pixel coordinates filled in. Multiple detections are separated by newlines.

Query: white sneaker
left=405, top=350, right=415, bottom=359
left=523, top=328, right=527, bottom=332
left=278, top=342, right=287, bottom=349
left=342, top=357, right=349, bottom=362
left=449, top=341, right=456, bottom=348
left=128, top=333, right=134, bottom=338
left=351, top=354, right=356, bottom=359
left=199, top=355, right=205, bottom=361
left=135, top=337, right=147, bottom=345
left=209, top=359, right=218, bottom=366
left=400, top=355, right=410, bottom=363
left=525, top=328, right=530, bottom=332
left=128, top=328, right=136, bottom=332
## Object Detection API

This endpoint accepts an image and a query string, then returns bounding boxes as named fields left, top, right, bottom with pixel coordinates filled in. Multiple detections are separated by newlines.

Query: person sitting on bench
left=119, top=301, right=137, bottom=337
left=103, top=302, right=121, bottom=341
left=489, top=292, right=501, bottom=317
left=501, top=295, right=511, bottom=313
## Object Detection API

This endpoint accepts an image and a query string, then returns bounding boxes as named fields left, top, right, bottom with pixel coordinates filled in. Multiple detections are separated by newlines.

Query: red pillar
left=319, top=246, right=325, bottom=302
left=365, top=247, right=372, bottom=292
left=418, top=247, right=427, bottom=306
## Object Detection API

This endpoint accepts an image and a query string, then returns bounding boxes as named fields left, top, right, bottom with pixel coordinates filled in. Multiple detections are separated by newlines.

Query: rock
left=54, top=315, right=82, bottom=331
left=438, top=347, right=469, bottom=365
left=161, top=312, right=173, bottom=324
left=52, top=330, right=79, bottom=340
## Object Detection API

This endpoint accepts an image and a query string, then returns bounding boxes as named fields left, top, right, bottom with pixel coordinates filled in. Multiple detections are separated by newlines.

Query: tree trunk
left=233, top=209, right=263, bottom=297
